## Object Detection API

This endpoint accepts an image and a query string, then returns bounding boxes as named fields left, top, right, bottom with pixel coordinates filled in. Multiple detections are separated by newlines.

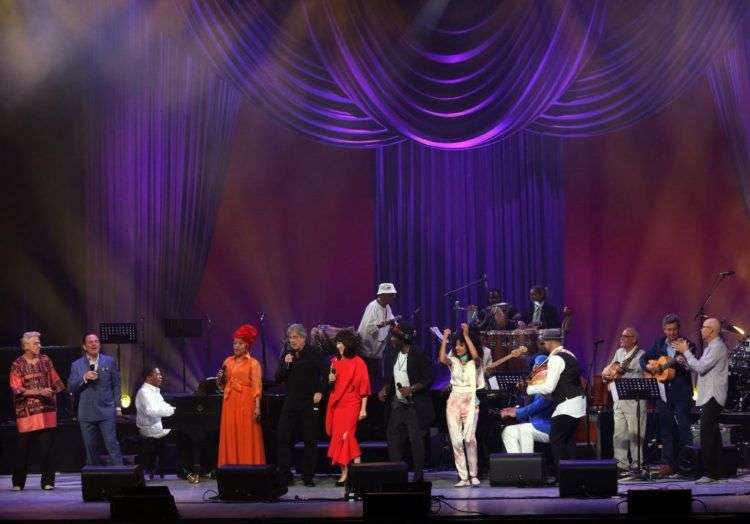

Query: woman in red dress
left=217, top=324, right=265, bottom=466
left=326, top=329, right=371, bottom=486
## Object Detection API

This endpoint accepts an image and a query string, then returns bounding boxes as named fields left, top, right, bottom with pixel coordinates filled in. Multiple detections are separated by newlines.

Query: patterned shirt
left=9, top=354, right=65, bottom=433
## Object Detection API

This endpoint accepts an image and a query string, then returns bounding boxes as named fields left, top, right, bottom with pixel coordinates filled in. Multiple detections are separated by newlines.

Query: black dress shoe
left=335, top=478, right=348, bottom=487
left=303, top=479, right=315, bottom=487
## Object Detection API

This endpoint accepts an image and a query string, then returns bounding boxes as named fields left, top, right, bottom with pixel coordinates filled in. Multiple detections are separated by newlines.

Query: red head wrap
left=233, top=324, right=258, bottom=346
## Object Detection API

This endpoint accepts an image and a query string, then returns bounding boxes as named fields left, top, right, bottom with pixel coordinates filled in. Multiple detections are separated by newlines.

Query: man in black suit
left=518, top=286, right=561, bottom=329
left=378, top=323, right=434, bottom=482
left=275, top=324, right=329, bottom=487
left=639, top=313, right=695, bottom=478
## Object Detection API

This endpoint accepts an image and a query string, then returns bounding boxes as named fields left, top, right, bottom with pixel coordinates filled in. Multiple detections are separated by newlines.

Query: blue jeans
left=656, top=397, right=693, bottom=467
left=80, top=418, right=123, bottom=466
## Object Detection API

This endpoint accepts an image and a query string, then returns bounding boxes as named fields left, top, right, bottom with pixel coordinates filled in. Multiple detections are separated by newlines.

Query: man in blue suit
left=68, top=333, right=123, bottom=465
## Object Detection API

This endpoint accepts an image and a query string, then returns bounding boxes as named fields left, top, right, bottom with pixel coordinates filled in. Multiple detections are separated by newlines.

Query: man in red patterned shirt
left=9, top=331, right=65, bottom=490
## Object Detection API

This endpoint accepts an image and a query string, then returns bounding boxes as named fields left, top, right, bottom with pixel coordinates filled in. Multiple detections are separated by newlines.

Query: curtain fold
left=85, top=2, right=240, bottom=393
left=376, top=132, right=564, bottom=343
left=708, top=8, right=750, bottom=217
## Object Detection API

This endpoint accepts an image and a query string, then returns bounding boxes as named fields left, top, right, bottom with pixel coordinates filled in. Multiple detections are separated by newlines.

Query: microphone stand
left=586, top=338, right=604, bottom=452
left=693, top=273, right=731, bottom=351
left=258, top=312, right=268, bottom=381
left=443, top=275, right=487, bottom=330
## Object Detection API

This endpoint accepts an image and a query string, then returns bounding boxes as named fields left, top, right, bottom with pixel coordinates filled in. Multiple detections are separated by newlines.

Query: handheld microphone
left=285, top=351, right=295, bottom=369
left=719, top=270, right=735, bottom=277
left=89, top=364, right=95, bottom=371
left=397, top=382, right=413, bottom=404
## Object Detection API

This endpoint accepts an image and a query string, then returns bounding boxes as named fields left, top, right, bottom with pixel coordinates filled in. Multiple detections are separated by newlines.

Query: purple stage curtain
left=85, top=2, right=240, bottom=393
left=376, top=132, right=563, bottom=340
left=179, top=0, right=397, bottom=147
left=708, top=9, right=750, bottom=218
left=532, top=0, right=743, bottom=136
left=305, top=0, right=603, bottom=149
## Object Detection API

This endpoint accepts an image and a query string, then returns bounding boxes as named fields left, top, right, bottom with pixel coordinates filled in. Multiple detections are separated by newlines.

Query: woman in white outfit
left=439, top=323, right=481, bottom=487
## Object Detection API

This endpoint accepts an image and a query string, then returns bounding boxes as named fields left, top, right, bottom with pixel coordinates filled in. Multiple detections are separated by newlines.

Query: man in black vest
left=275, top=324, right=329, bottom=487
left=378, top=323, right=435, bottom=482
left=525, top=328, right=586, bottom=477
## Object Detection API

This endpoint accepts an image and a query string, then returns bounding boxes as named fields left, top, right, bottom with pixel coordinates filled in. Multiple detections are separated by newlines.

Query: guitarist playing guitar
left=639, top=313, right=696, bottom=479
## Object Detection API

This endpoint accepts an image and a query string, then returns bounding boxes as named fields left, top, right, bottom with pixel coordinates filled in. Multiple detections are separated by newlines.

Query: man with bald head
left=673, top=318, right=729, bottom=483
left=602, top=327, right=645, bottom=476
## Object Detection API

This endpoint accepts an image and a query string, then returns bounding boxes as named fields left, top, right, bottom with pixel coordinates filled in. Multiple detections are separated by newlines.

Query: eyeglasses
left=620, top=334, right=635, bottom=338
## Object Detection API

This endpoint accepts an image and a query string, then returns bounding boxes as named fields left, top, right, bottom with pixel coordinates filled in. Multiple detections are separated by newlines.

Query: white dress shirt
left=526, top=348, right=586, bottom=418
left=135, top=382, right=175, bottom=438
left=393, top=351, right=410, bottom=400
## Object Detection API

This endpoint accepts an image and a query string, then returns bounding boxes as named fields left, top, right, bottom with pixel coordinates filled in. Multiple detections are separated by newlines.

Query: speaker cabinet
left=489, top=453, right=544, bottom=486
left=363, top=481, right=432, bottom=519
left=81, top=465, right=145, bottom=502
left=216, top=465, right=287, bottom=501
left=627, top=489, right=692, bottom=515
left=109, top=486, right=179, bottom=520
left=558, top=459, right=617, bottom=498
left=348, top=462, right=409, bottom=497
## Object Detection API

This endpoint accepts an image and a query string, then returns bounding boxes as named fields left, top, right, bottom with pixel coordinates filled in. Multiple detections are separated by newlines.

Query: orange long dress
left=326, top=355, right=371, bottom=466
left=218, top=354, right=265, bottom=466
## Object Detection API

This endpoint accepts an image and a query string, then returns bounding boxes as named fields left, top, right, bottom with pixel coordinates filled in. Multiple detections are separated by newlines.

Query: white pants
left=502, top=422, right=550, bottom=453
left=446, top=391, right=478, bottom=480
left=613, top=399, right=647, bottom=469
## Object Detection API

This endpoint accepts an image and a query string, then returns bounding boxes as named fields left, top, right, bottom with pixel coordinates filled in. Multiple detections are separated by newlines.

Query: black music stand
left=99, top=323, right=137, bottom=372
left=489, top=373, right=526, bottom=407
left=164, top=319, right=204, bottom=392
left=612, top=377, right=663, bottom=480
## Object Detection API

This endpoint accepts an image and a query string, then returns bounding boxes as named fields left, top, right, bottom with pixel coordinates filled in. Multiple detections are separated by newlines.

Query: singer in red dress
left=326, top=329, right=371, bottom=485
left=217, top=324, right=265, bottom=466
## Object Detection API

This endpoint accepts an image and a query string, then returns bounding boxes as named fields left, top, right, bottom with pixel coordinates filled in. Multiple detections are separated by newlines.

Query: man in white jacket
left=135, top=367, right=178, bottom=479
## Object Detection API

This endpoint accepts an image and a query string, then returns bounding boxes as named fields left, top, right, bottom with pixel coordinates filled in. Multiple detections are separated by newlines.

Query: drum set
left=728, top=338, right=750, bottom=411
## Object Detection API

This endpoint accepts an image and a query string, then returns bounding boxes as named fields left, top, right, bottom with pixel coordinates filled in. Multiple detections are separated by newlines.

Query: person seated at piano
left=326, top=329, right=371, bottom=486
left=135, top=366, right=190, bottom=480
left=472, top=288, right=518, bottom=331
left=275, top=324, right=329, bottom=487
left=638, top=313, right=694, bottom=479
left=516, top=286, right=560, bottom=329
left=440, top=323, right=481, bottom=487
left=216, top=324, right=265, bottom=466
left=500, top=354, right=554, bottom=453
left=601, top=327, right=646, bottom=476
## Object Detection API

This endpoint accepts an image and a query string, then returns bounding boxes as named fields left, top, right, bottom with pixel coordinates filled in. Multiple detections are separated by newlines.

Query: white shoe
left=695, top=476, right=717, bottom=484
left=470, top=477, right=480, bottom=486
left=454, top=479, right=470, bottom=487
left=12, top=486, right=21, bottom=491
left=42, top=485, right=54, bottom=490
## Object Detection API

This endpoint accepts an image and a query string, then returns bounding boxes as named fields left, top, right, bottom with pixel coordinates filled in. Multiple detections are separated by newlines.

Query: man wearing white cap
left=358, top=283, right=398, bottom=386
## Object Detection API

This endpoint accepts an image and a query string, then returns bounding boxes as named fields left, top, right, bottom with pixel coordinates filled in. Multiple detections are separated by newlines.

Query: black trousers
left=700, top=398, right=723, bottom=478
left=549, top=415, right=580, bottom=476
left=13, top=428, right=56, bottom=489
left=277, top=406, right=320, bottom=481
left=138, top=431, right=193, bottom=476
left=386, top=404, right=425, bottom=477
left=475, top=389, right=492, bottom=474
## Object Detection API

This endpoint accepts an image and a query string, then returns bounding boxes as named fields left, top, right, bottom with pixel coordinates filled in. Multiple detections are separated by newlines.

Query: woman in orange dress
left=217, top=324, right=265, bottom=466
left=326, top=329, right=371, bottom=485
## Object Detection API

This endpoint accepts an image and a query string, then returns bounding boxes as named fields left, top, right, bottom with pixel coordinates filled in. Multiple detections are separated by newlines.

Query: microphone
left=397, top=382, right=414, bottom=404
left=719, top=270, right=735, bottom=277
left=285, top=351, right=296, bottom=369
left=89, top=364, right=95, bottom=371
left=593, top=339, right=605, bottom=347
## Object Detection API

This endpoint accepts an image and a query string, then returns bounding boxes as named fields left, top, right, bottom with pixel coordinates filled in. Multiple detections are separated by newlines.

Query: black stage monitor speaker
left=216, top=465, right=287, bottom=501
left=110, top=486, right=179, bottom=521
left=677, top=445, right=739, bottom=478
left=364, top=481, right=432, bottom=519
left=558, top=459, right=617, bottom=498
left=627, top=489, right=692, bottom=516
left=348, top=462, right=409, bottom=497
left=489, top=453, right=544, bottom=486
left=81, top=465, right=145, bottom=502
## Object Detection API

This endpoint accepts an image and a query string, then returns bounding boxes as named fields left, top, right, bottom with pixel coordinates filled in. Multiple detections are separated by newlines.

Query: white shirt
left=448, top=355, right=478, bottom=394
left=475, top=346, right=492, bottom=390
left=393, top=352, right=410, bottom=400
left=607, top=346, right=645, bottom=395
left=526, top=348, right=586, bottom=418
left=135, top=382, right=175, bottom=438
left=358, top=299, right=394, bottom=358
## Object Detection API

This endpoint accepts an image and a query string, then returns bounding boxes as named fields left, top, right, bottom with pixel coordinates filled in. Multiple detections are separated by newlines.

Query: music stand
left=612, top=378, right=664, bottom=480
left=164, top=319, right=204, bottom=392
left=99, top=322, right=137, bottom=372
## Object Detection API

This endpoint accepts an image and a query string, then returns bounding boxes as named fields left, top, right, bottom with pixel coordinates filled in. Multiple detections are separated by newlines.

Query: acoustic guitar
left=643, top=355, right=680, bottom=383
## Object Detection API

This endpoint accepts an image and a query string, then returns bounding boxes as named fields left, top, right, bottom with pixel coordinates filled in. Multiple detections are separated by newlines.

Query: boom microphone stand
left=443, top=274, right=487, bottom=330
left=694, top=270, right=734, bottom=351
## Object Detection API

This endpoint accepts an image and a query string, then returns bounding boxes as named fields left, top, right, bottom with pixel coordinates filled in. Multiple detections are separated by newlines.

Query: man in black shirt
left=518, top=286, right=561, bottom=329
left=275, top=324, right=329, bottom=486
left=378, top=323, right=434, bottom=482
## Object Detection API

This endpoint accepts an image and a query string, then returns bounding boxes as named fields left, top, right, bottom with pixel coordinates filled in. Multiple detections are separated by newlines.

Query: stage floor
left=2, top=470, right=750, bottom=521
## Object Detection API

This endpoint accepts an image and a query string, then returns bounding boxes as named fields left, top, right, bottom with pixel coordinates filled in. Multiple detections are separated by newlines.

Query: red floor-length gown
left=326, top=355, right=371, bottom=466
left=218, top=354, right=265, bottom=466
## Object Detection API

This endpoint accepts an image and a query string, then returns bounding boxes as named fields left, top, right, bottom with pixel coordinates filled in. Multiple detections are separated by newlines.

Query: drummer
left=472, top=289, right=519, bottom=331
